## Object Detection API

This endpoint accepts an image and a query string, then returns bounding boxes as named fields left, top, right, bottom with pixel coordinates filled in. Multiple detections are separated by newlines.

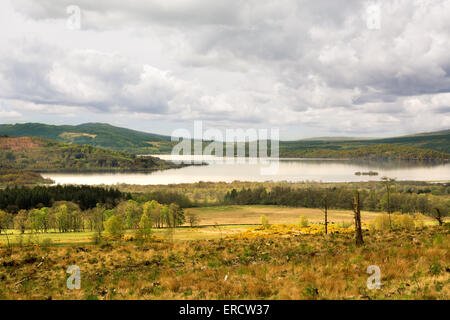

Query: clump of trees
left=0, top=199, right=186, bottom=237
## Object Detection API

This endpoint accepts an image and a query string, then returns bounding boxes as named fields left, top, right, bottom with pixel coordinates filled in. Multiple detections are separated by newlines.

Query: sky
left=0, top=0, right=449, bottom=140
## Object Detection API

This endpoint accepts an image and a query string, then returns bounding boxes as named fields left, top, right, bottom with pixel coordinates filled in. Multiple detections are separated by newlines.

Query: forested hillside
left=0, top=136, right=180, bottom=172
left=0, top=122, right=449, bottom=159
left=280, top=129, right=450, bottom=155
left=279, top=144, right=449, bottom=160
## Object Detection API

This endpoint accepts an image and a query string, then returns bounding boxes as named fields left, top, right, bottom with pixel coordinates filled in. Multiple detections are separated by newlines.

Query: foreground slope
left=0, top=226, right=447, bottom=299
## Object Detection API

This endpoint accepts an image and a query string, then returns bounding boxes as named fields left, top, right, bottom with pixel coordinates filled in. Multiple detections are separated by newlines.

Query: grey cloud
left=0, top=41, right=183, bottom=114
left=13, top=0, right=244, bottom=28
left=434, top=106, right=450, bottom=114
left=3, top=0, right=450, bottom=136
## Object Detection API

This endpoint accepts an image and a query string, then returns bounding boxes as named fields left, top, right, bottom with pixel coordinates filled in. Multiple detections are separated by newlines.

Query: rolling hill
left=0, top=122, right=449, bottom=159
left=279, top=129, right=450, bottom=155
left=0, top=123, right=174, bottom=154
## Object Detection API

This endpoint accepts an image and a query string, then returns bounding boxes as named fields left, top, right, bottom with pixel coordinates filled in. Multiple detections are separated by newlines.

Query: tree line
left=223, top=185, right=449, bottom=219
left=0, top=185, right=126, bottom=212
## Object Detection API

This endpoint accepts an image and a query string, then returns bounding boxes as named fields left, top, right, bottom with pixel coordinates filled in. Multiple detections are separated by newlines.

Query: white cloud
left=0, top=108, right=21, bottom=119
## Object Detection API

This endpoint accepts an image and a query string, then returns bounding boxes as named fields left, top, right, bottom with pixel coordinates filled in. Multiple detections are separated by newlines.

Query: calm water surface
left=42, top=155, right=450, bottom=185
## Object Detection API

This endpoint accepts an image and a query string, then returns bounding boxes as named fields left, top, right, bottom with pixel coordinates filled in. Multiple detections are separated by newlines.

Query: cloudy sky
left=0, top=0, right=449, bottom=139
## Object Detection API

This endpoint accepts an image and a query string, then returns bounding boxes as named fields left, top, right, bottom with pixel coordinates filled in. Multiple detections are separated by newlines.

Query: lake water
left=42, top=155, right=450, bottom=185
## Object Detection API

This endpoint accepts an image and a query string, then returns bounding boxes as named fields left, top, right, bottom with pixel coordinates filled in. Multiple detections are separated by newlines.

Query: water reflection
left=42, top=156, right=450, bottom=185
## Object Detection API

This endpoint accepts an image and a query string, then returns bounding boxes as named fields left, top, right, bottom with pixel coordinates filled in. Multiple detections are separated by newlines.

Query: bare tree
left=381, top=176, right=396, bottom=230
left=322, top=192, right=328, bottom=234
left=353, top=191, right=364, bottom=246
left=213, top=222, right=223, bottom=240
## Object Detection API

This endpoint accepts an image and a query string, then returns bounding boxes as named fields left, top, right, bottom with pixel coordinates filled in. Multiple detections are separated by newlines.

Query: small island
left=355, top=171, right=379, bottom=176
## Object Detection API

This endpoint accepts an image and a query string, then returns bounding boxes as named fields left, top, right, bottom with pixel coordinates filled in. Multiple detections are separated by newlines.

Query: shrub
left=371, top=213, right=391, bottom=231
left=299, top=216, right=309, bottom=228
left=396, top=214, right=415, bottom=230
left=40, top=238, right=53, bottom=247
left=91, top=232, right=106, bottom=246
left=339, top=221, right=353, bottom=228
left=413, top=213, right=425, bottom=228
left=371, top=213, right=416, bottom=231
left=261, top=215, right=270, bottom=229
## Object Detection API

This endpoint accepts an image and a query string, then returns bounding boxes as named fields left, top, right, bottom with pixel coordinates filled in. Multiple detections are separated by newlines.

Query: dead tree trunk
left=433, top=208, right=443, bottom=226
left=323, top=194, right=328, bottom=234
left=353, top=191, right=364, bottom=246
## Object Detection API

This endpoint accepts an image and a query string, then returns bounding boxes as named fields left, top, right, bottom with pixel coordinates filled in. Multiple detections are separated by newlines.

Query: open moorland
left=0, top=224, right=448, bottom=300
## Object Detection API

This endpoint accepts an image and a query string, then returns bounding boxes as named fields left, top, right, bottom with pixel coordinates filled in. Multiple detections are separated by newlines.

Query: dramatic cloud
left=0, top=0, right=449, bottom=137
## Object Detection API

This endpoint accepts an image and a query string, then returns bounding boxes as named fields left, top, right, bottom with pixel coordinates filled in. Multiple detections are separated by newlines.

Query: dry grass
left=0, top=225, right=448, bottom=300
left=186, top=205, right=431, bottom=226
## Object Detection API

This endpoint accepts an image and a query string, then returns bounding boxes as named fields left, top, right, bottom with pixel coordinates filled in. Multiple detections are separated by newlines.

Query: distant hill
left=279, top=143, right=449, bottom=160
left=0, top=123, right=174, bottom=154
left=279, top=129, right=450, bottom=155
left=0, top=122, right=448, bottom=159
left=0, top=136, right=179, bottom=172
left=401, top=129, right=450, bottom=137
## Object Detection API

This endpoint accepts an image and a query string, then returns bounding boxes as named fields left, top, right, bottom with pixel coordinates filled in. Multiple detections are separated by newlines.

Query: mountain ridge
left=0, top=122, right=449, bottom=156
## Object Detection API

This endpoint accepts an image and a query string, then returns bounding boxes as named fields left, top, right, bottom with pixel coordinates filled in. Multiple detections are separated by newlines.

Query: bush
left=339, top=221, right=353, bottom=228
left=299, top=216, right=309, bottom=228
left=371, top=213, right=391, bottom=231
left=40, top=238, right=53, bottom=247
left=261, top=215, right=270, bottom=229
left=90, top=232, right=106, bottom=246
left=413, top=213, right=425, bottom=228
left=395, top=214, right=415, bottom=230
left=371, top=213, right=416, bottom=231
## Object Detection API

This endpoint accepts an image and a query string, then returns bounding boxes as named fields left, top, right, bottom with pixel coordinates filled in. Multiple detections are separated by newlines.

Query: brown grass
left=0, top=137, right=42, bottom=151
left=0, top=225, right=448, bottom=300
left=186, top=205, right=428, bottom=226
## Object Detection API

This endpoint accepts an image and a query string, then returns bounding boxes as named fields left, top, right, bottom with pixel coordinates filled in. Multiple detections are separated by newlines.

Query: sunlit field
left=0, top=224, right=448, bottom=300
left=0, top=205, right=441, bottom=245
left=187, top=205, right=382, bottom=226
